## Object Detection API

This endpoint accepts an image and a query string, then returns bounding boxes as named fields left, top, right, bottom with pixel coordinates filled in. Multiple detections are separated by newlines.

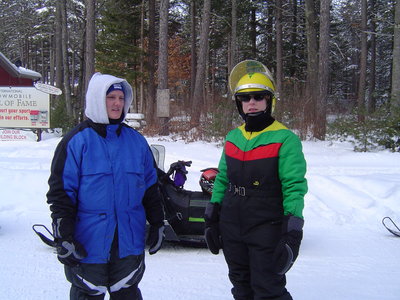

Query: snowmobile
left=33, top=144, right=218, bottom=248
left=149, top=144, right=218, bottom=245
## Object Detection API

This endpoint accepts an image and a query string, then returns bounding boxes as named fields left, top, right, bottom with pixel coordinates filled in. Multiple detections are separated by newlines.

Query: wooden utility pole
left=84, top=0, right=96, bottom=113
left=191, top=0, right=211, bottom=127
left=157, top=0, right=170, bottom=135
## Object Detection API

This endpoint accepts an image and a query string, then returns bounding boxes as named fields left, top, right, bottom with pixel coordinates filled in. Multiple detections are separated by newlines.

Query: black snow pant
left=64, top=233, right=145, bottom=300
left=220, top=220, right=293, bottom=300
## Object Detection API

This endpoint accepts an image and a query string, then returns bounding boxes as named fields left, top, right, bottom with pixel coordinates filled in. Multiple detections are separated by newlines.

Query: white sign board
left=0, top=87, right=50, bottom=128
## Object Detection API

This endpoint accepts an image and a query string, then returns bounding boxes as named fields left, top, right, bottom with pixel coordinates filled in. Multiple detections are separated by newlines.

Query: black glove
left=56, top=238, right=87, bottom=267
left=204, top=202, right=222, bottom=255
left=272, top=215, right=304, bottom=275
left=147, top=224, right=165, bottom=255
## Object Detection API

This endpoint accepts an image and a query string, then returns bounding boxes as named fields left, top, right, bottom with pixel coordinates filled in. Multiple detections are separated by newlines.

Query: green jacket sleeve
left=210, top=148, right=229, bottom=204
left=278, top=132, right=307, bottom=218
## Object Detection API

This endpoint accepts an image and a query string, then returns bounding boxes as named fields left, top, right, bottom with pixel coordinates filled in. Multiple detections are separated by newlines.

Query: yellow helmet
left=229, top=60, right=275, bottom=95
left=229, top=60, right=276, bottom=116
left=234, top=72, right=275, bottom=94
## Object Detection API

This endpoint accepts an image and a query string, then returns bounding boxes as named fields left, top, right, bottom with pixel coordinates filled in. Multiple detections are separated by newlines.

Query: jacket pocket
left=126, top=169, right=146, bottom=207
left=79, top=165, right=113, bottom=211
left=75, top=211, right=108, bottom=262
left=127, top=209, right=146, bottom=251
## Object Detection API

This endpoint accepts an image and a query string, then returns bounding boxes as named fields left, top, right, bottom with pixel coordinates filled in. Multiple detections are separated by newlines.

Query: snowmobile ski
left=32, top=224, right=57, bottom=247
left=382, top=217, right=400, bottom=237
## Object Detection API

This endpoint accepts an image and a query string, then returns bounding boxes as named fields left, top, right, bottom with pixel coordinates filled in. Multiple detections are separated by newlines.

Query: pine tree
left=96, top=0, right=143, bottom=83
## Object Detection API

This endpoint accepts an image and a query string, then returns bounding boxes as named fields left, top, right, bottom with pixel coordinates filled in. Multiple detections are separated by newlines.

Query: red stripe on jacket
left=225, top=141, right=282, bottom=161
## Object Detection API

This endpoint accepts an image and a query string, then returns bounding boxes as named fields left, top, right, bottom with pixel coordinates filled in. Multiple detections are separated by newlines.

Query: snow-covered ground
left=1, top=133, right=400, bottom=299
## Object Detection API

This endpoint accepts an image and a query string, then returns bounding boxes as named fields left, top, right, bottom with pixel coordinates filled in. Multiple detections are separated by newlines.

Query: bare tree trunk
left=230, top=0, right=238, bottom=72
left=190, top=0, right=197, bottom=100
left=49, top=33, right=56, bottom=113
left=49, top=34, right=55, bottom=85
left=290, top=0, right=298, bottom=77
left=191, top=0, right=211, bottom=128
left=84, top=0, right=95, bottom=100
left=77, top=45, right=85, bottom=121
left=55, top=1, right=63, bottom=90
left=41, top=39, right=45, bottom=82
left=206, top=48, right=212, bottom=109
left=223, top=0, right=238, bottom=131
left=139, top=0, right=145, bottom=113
left=34, top=43, right=38, bottom=71
left=276, top=0, right=283, bottom=107
left=71, top=51, right=76, bottom=95
left=391, top=0, right=400, bottom=112
left=157, top=0, right=169, bottom=135
left=304, top=0, right=319, bottom=137
left=60, top=0, right=73, bottom=117
left=357, top=0, right=367, bottom=122
left=368, top=0, right=376, bottom=113
left=266, top=3, right=274, bottom=64
left=158, top=0, right=168, bottom=91
left=315, top=0, right=331, bottom=140
left=147, top=0, right=157, bottom=125
left=250, top=5, right=257, bottom=58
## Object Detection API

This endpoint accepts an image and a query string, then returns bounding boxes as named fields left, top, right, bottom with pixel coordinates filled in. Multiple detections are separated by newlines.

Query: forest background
left=0, top=0, right=399, bottom=151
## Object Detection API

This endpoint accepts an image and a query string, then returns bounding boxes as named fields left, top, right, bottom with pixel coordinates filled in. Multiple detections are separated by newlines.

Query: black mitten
left=56, top=238, right=87, bottom=267
left=272, top=215, right=304, bottom=275
left=146, top=224, right=165, bottom=255
left=204, top=202, right=222, bottom=255
left=143, top=183, right=165, bottom=255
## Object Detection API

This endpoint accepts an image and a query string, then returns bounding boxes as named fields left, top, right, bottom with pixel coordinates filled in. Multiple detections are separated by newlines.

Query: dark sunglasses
left=235, top=93, right=268, bottom=102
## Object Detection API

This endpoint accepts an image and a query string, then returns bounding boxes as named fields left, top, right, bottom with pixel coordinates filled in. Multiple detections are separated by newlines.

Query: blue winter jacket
left=47, top=73, right=163, bottom=263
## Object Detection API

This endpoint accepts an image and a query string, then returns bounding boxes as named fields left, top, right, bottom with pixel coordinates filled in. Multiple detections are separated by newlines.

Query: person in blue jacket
left=47, top=72, right=165, bottom=300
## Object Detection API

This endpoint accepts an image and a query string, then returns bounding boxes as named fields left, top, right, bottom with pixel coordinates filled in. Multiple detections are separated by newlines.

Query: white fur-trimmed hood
left=85, top=72, right=133, bottom=124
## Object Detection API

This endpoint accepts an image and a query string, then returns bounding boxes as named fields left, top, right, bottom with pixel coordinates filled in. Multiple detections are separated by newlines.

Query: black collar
left=244, top=112, right=275, bottom=132
left=87, top=119, right=124, bottom=138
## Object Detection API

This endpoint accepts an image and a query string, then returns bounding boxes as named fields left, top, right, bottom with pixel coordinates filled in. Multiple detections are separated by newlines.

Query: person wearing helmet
left=204, top=60, right=307, bottom=300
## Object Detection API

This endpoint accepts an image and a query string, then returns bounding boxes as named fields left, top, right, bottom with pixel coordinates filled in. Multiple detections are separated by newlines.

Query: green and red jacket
left=211, top=121, right=307, bottom=224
